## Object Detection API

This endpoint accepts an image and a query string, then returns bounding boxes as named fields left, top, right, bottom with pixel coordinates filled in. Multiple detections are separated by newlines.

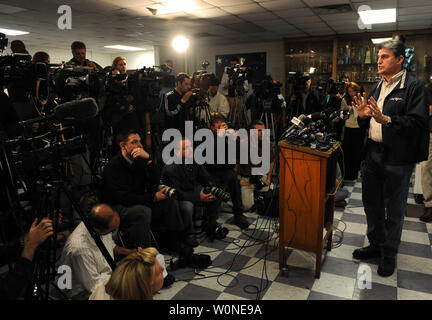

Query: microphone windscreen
left=54, top=98, right=99, bottom=122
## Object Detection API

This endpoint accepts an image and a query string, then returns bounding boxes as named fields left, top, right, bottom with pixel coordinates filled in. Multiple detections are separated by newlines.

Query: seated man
left=161, top=138, right=222, bottom=241
left=102, top=129, right=196, bottom=254
left=59, top=204, right=157, bottom=298
left=237, top=120, right=276, bottom=211
left=207, top=114, right=250, bottom=229
left=238, top=120, right=275, bottom=188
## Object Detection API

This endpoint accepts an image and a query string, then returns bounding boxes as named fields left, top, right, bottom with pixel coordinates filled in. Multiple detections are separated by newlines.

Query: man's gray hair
left=379, top=36, right=406, bottom=62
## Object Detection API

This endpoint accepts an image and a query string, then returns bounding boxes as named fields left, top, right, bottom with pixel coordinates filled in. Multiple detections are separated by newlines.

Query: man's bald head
left=88, top=204, right=120, bottom=234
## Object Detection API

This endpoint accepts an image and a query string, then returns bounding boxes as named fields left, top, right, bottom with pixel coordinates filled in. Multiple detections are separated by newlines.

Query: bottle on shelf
left=344, top=44, right=350, bottom=64
left=365, top=45, right=371, bottom=64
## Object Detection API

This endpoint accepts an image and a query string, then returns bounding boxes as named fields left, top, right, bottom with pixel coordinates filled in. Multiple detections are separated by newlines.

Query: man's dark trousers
left=361, top=140, right=414, bottom=258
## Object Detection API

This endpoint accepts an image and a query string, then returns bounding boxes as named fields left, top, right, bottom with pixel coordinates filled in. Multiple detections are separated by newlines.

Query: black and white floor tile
left=155, top=177, right=432, bottom=300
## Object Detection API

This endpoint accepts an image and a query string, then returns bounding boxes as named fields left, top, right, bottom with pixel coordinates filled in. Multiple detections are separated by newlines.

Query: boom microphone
left=53, top=97, right=99, bottom=122
left=19, top=97, right=99, bottom=126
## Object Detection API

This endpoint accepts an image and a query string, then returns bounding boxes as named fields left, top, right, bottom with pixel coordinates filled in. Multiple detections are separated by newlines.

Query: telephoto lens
left=203, top=186, right=230, bottom=202
left=158, top=184, right=178, bottom=199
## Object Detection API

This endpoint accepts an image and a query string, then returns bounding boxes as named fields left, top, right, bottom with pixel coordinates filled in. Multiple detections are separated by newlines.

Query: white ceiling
left=0, top=0, right=431, bottom=53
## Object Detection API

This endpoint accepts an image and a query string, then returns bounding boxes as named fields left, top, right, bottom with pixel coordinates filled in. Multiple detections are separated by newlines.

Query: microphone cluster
left=279, top=109, right=350, bottom=151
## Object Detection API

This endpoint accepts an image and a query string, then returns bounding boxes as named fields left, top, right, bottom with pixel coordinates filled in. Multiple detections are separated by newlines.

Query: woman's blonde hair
left=112, top=56, right=126, bottom=69
left=105, top=247, right=159, bottom=300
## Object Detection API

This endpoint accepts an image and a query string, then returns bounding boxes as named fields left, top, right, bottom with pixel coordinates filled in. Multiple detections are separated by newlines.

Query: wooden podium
left=278, top=141, right=340, bottom=278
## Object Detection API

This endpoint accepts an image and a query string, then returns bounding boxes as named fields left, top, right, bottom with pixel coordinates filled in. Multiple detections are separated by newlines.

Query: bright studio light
left=172, top=36, right=189, bottom=53
left=0, top=27, right=29, bottom=36
left=359, top=8, right=396, bottom=25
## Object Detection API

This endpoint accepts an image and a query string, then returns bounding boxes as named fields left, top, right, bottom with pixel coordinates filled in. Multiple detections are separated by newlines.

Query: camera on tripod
left=225, top=59, right=251, bottom=97
left=0, top=33, right=49, bottom=92
left=287, top=72, right=310, bottom=96
left=50, top=64, right=104, bottom=101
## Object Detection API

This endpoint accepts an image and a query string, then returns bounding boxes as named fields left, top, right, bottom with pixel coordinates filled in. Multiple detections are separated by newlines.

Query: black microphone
left=18, top=98, right=99, bottom=126
left=280, top=114, right=307, bottom=140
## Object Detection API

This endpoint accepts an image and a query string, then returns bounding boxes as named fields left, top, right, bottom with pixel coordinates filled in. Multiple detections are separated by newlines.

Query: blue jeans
left=361, top=140, right=414, bottom=257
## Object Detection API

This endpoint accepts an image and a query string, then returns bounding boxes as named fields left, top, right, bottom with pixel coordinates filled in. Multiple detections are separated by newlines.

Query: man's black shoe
left=420, top=207, right=432, bottom=223
left=162, top=273, right=175, bottom=288
left=234, top=214, right=250, bottom=229
left=352, top=246, right=381, bottom=260
left=377, top=256, right=396, bottom=277
left=184, top=234, right=199, bottom=248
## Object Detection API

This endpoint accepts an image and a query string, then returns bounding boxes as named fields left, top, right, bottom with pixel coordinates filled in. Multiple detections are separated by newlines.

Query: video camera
left=317, top=78, right=345, bottom=96
left=0, top=33, right=48, bottom=92
left=225, top=58, right=252, bottom=97
left=50, top=63, right=104, bottom=102
left=287, top=72, right=310, bottom=95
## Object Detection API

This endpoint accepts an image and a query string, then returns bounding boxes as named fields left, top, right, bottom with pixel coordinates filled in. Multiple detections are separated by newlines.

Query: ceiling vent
left=313, top=4, right=353, bottom=15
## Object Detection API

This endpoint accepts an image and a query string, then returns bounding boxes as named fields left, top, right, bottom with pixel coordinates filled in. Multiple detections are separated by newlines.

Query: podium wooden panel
left=278, top=141, right=339, bottom=278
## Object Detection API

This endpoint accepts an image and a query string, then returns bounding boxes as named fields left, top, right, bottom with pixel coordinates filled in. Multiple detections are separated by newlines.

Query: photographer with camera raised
left=164, top=72, right=193, bottom=134
left=102, top=56, right=142, bottom=152
left=161, top=138, right=224, bottom=242
left=68, top=41, right=102, bottom=71
left=101, top=129, right=196, bottom=257
left=206, top=114, right=250, bottom=229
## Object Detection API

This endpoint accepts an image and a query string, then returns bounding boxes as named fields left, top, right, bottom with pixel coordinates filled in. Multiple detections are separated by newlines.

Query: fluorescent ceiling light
left=0, top=27, right=29, bottom=36
left=358, top=8, right=396, bottom=24
left=371, top=37, right=392, bottom=44
left=172, top=36, right=189, bottom=53
left=147, top=0, right=195, bottom=15
left=104, top=45, right=146, bottom=51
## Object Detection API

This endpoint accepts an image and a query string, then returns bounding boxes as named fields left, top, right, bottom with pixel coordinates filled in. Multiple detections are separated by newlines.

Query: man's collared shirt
left=369, top=69, right=406, bottom=142
left=59, top=222, right=116, bottom=297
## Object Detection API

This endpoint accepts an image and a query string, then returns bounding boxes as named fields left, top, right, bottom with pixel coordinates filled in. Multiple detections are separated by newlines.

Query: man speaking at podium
left=351, top=37, right=429, bottom=277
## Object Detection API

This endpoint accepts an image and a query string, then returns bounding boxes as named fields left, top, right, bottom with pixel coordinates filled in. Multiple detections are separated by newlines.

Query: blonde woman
left=341, top=82, right=366, bottom=181
left=89, top=247, right=165, bottom=300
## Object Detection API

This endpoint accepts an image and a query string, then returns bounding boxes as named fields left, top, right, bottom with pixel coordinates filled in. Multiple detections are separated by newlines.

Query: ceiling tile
left=398, top=14, right=432, bottom=22
left=398, top=6, right=432, bottom=15
left=259, top=0, right=306, bottom=10
left=276, top=8, right=316, bottom=18
left=223, top=22, right=267, bottom=33
left=238, top=12, right=278, bottom=21
left=320, top=12, right=359, bottom=22
left=188, top=7, right=226, bottom=18
left=399, top=0, right=432, bottom=7
left=353, top=0, right=398, bottom=11
left=220, top=3, right=267, bottom=15
left=284, top=16, right=323, bottom=24
left=304, top=0, right=350, bottom=7
left=205, top=0, right=254, bottom=6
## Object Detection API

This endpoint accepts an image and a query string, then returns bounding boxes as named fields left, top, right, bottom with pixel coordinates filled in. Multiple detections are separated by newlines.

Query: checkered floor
left=155, top=177, right=432, bottom=301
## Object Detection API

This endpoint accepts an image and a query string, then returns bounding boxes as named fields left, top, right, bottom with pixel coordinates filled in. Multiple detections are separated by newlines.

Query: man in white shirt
left=208, top=74, right=230, bottom=118
left=59, top=204, right=168, bottom=298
